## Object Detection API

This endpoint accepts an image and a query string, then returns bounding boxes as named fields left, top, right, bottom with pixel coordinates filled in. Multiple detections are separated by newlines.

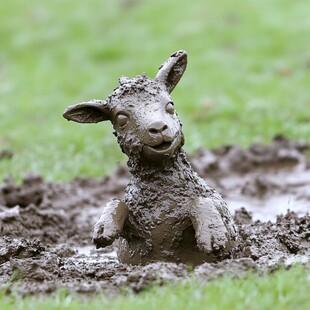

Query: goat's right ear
left=156, top=50, right=187, bottom=93
left=63, top=99, right=111, bottom=123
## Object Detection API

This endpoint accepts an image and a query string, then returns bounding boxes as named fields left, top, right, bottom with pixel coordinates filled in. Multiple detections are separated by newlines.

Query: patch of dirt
left=0, top=136, right=309, bottom=295
left=0, top=150, right=13, bottom=161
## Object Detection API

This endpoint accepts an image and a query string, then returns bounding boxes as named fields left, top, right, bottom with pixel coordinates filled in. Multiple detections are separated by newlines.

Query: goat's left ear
left=156, top=50, right=187, bottom=93
left=63, top=99, right=111, bottom=123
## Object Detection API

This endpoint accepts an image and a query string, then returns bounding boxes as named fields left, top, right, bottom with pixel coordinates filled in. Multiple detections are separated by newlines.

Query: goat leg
left=92, top=199, right=128, bottom=248
left=190, top=196, right=237, bottom=254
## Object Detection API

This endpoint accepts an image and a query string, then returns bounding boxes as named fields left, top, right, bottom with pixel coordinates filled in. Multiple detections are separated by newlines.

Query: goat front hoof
left=190, top=196, right=238, bottom=256
left=92, top=223, right=113, bottom=248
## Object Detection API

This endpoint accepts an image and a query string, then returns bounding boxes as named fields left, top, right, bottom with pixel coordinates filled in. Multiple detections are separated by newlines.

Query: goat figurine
left=63, top=51, right=238, bottom=265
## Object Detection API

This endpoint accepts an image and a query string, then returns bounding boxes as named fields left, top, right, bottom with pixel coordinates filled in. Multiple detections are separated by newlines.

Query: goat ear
left=156, top=50, right=187, bottom=93
left=63, top=99, right=111, bottom=123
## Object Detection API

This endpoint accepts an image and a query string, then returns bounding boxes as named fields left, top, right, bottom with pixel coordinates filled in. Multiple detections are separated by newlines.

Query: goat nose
left=148, top=121, right=168, bottom=134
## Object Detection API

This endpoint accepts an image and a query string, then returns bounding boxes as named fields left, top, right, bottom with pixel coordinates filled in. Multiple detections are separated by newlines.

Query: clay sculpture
left=63, top=50, right=238, bottom=265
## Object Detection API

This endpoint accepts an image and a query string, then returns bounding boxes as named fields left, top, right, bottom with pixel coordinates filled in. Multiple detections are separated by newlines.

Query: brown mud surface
left=0, top=136, right=309, bottom=295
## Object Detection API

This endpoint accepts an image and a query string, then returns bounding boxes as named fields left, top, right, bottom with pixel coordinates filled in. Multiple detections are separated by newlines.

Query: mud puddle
left=0, top=136, right=309, bottom=295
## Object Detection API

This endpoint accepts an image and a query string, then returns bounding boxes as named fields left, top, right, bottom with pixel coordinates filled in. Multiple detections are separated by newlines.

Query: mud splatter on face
left=108, top=75, right=184, bottom=160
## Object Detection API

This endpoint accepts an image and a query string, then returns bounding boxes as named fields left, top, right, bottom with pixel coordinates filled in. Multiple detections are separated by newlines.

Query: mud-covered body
left=63, top=50, right=238, bottom=265
left=119, top=150, right=234, bottom=265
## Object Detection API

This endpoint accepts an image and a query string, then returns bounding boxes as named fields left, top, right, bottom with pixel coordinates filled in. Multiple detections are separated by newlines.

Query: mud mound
left=0, top=136, right=309, bottom=295
left=234, top=209, right=309, bottom=264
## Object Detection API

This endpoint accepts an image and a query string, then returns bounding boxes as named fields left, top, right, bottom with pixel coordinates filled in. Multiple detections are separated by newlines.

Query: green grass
left=1, top=0, right=310, bottom=181
left=1, top=266, right=309, bottom=310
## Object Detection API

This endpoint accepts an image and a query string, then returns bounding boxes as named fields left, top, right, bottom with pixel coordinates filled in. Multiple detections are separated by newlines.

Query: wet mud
left=0, top=136, right=309, bottom=295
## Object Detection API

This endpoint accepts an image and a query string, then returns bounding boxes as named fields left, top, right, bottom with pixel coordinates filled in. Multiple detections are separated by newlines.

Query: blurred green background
left=1, top=0, right=310, bottom=181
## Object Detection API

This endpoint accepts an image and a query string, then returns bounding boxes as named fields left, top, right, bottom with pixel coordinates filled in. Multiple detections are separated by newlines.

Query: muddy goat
left=63, top=51, right=238, bottom=265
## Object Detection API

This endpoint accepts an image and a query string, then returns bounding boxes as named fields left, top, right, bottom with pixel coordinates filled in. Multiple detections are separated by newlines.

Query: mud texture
left=0, top=136, right=309, bottom=295
left=63, top=50, right=237, bottom=265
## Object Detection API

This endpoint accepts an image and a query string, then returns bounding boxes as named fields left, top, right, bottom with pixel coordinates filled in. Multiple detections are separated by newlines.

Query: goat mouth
left=149, top=141, right=172, bottom=152
left=143, top=138, right=179, bottom=159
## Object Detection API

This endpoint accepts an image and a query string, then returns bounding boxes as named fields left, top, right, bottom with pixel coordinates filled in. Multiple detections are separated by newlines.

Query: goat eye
left=166, top=102, right=174, bottom=114
left=115, top=113, right=129, bottom=128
